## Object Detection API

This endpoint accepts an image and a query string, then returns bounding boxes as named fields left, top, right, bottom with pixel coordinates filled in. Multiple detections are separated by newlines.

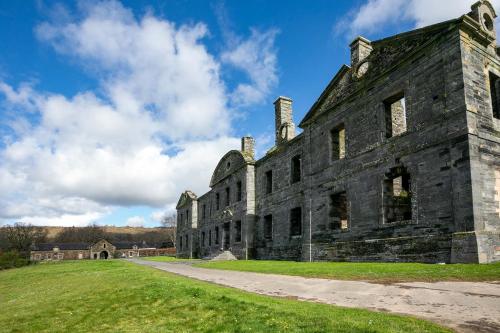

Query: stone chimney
left=241, top=136, right=255, bottom=159
left=274, top=96, right=295, bottom=145
left=350, top=36, right=372, bottom=67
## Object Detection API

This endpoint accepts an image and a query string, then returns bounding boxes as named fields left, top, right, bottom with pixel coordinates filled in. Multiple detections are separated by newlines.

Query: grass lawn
left=194, top=260, right=500, bottom=283
left=0, top=260, right=452, bottom=333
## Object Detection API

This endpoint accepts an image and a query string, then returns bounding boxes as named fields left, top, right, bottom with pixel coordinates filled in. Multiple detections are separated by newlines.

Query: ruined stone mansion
left=176, top=1, right=500, bottom=263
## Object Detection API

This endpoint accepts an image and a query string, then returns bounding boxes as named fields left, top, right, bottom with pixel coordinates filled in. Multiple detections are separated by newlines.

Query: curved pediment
left=210, top=150, right=254, bottom=187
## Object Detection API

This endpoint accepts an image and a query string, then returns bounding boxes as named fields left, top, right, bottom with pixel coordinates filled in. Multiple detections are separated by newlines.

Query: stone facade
left=30, top=239, right=175, bottom=261
left=176, top=1, right=500, bottom=263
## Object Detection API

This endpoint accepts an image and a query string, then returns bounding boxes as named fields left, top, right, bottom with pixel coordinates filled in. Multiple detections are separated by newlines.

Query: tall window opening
left=234, top=220, right=242, bottom=242
left=215, top=226, right=219, bottom=245
left=201, top=232, right=206, bottom=247
left=264, top=215, right=273, bottom=240
left=236, top=181, right=242, bottom=201
left=185, top=235, right=188, bottom=249
left=329, top=192, right=348, bottom=230
left=265, top=170, right=273, bottom=194
left=202, top=204, right=206, bottom=219
left=384, top=93, right=407, bottom=138
left=180, top=235, right=183, bottom=250
left=331, top=124, right=346, bottom=160
left=209, top=230, right=212, bottom=246
left=291, top=155, right=302, bottom=183
left=489, top=71, right=500, bottom=119
left=216, top=193, right=220, bottom=210
left=225, top=187, right=230, bottom=206
left=384, top=166, right=412, bottom=223
left=290, top=207, right=302, bottom=236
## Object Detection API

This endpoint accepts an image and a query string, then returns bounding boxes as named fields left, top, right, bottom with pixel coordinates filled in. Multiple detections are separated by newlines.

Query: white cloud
left=222, top=29, right=279, bottom=106
left=126, top=216, right=145, bottom=227
left=336, top=0, right=500, bottom=38
left=0, top=1, right=276, bottom=226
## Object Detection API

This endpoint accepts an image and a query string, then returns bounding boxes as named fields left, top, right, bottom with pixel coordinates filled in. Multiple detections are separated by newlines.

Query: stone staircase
left=204, top=250, right=237, bottom=261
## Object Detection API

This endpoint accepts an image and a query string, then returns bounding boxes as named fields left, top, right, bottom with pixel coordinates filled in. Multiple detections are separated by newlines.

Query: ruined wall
left=302, top=26, right=471, bottom=263
left=196, top=150, right=255, bottom=260
left=254, top=135, right=306, bottom=260
left=458, top=25, right=500, bottom=263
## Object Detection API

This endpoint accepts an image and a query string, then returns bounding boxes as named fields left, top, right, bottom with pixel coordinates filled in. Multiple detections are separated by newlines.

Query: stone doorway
left=99, top=251, right=109, bottom=259
left=223, top=222, right=230, bottom=250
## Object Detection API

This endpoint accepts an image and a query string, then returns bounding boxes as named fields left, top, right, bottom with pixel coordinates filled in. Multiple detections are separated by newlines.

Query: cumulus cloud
left=0, top=1, right=277, bottom=226
left=335, top=0, right=500, bottom=39
left=126, top=216, right=145, bottom=227
left=222, top=29, right=279, bottom=106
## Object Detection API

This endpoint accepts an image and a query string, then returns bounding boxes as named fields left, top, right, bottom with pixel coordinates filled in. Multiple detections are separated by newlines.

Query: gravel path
left=129, top=259, right=500, bottom=333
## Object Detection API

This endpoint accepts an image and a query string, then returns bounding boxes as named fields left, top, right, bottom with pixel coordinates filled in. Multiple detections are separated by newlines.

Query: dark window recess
left=236, top=181, right=242, bottom=201
left=329, top=192, right=348, bottom=230
left=202, top=204, right=206, bottom=219
left=185, top=235, right=189, bottom=249
left=264, top=215, right=273, bottom=240
left=234, top=220, right=242, bottom=242
left=384, top=166, right=412, bottom=223
left=225, top=187, right=230, bottom=206
left=179, top=235, right=183, bottom=250
left=489, top=72, right=500, bottom=119
left=331, top=124, right=346, bottom=160
left=290, top=207, right=302, bottom=236
left=201, top=232, right=206, bottom=247
left=216, top=193, right=220, bottom=210
left=209, top=230, right=212, bottom=246
left=265, top=170, right=273, bottom=194
left=384, top=93, right=407, bottom=138
left=186, top=210, right=189, bottom=223
left=215, top=226, right=219, bottom=245
left=291, top=155, right=302, bottom=183
left=180, top=213, right=183, bottom=224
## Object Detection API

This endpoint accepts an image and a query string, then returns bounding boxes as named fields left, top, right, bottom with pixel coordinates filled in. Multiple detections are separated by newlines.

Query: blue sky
left=0, top=0, right=492, bottom=227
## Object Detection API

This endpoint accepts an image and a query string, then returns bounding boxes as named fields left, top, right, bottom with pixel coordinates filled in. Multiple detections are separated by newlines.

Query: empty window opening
left=291, top=155, right=302, bottom=183
left=209, top=230, right=212, bottom=246
left=185, top=235, right=189, bottom=249
left=331, top=124, right=346, bottom=160
left=329, top=192, right=349, bottom=230
left=236, top=181, right=242, bottom=201
left=385, top=93, right=407, bottom=137
left=216, top=193, right=220, bottom=210
left=186, top=210, right=189, bottom=223
left=384, top=166, right=412, bottom=223
left=201, top=232, right=206, bottom=247
left=489, top=72, right=500, bottom=119
left=290, top=207, right=302, bottom=236
left=225, top=187, right=230, bottom=206
left=234, top=220, right=242, bottom=242
left=180, top=213, right=183, bottom=224
left=265, top=170, right=273, bottom=194
left=264, top=215, right=273, bottom=240
left=215, top=226, right=219, bottom=245
left=179, top=236, right=183, bottom=250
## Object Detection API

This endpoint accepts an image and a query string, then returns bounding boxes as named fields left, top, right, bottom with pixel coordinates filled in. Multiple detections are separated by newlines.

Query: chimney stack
left=274, top=96, right=295, bottom=145
left=241, top=136, right=255, bottom=159
left=350, top=36, right=372, bottom=67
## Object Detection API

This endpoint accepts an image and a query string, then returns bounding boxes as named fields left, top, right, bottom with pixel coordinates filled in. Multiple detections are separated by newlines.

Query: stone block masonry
left=176, top=1, right=500, bottom=263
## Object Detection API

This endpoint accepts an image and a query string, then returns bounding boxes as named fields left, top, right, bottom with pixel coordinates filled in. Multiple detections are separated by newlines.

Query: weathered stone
left=176, top=1, right=500, bottom=263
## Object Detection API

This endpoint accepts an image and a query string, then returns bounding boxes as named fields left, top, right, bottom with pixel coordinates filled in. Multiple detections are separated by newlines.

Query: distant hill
left=42, top=226, right=171, bottom=240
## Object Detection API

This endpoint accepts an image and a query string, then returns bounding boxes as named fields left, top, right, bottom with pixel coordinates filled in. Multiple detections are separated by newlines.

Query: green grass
left=194, top=260, right=500, bottom=283
left=0, top=260, right=452, bottom=333
left=142, top=256, right=197, bottom=263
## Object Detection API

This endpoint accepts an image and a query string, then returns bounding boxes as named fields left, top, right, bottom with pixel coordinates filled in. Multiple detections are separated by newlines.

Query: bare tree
left=3, top=223, right=47, bottom=257
left=160, top=214, right=177, bottom=247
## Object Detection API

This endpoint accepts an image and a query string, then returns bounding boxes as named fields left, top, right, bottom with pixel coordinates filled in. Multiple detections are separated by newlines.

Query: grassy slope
left=0, top=260, right=451, bottom=333
left=194, top=260, right=500, bottom=283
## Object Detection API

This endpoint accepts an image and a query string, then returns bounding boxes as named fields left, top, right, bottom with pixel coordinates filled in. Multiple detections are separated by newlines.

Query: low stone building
left=30, top=239, right=175, bottom=261
left=176, top=1, right=500, bottom=263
